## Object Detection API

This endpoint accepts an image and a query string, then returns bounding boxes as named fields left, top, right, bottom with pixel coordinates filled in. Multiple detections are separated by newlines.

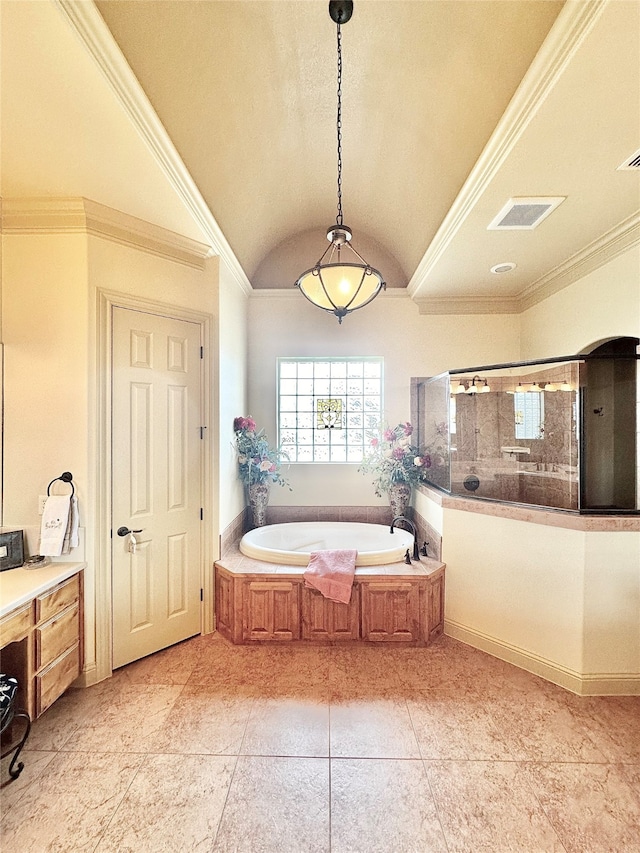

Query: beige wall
left=218, top=257, right=249, bottom=529
left=520, top=245, right=640, bottom=359
left=2, top=232, right=90, bottom=527
left=247, top=290, right=520, bottom=506
left=415, top=488, right=640, bottom=693
left=0, top=220, right=238, bottom=679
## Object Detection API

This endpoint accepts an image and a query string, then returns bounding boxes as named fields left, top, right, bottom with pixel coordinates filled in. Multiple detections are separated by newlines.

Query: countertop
left=216, top=544, right=444, bottom=578
left=0, top=561, right=86, bottom=618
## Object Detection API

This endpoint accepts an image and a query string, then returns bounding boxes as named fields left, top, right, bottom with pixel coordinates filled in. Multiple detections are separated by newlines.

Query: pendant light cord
left=336, top=21, right=343, bottom=227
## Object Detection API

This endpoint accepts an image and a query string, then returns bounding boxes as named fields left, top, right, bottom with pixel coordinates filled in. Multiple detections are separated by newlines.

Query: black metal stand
left=1, top=675, right=31, bottom=781
left=1, top=708, right=31, bottom=779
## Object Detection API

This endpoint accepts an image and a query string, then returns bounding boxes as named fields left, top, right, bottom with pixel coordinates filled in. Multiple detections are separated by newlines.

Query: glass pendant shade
left=296, top=261, right=385, bottom=323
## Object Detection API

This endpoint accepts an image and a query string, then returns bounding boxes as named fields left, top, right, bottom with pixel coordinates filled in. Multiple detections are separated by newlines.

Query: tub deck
left=215, top=544, right=445, bottom=646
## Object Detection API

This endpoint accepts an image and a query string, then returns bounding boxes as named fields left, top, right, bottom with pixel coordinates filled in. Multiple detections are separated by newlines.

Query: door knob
left=117, top=526, right=143, bottom=537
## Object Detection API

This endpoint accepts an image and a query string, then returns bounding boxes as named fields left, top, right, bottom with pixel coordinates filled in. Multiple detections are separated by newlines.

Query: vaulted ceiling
left=2, top=0, right=639, bottom=312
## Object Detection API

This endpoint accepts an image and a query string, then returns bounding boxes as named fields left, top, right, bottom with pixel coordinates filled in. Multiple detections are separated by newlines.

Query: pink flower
left=259, top=460, right=272, bottom=472
left=392, top=447, right=405, bottom=461
left=370, top=438, right=379, bottom=448
left=234, top=415, right=256, bottom=432
left=403, top=422, right=413, bottom=436
left=384, top=428, right=395, bottom=442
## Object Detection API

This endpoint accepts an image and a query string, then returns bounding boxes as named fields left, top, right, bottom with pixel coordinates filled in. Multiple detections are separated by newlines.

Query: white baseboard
left=77, top=662, right=101, bottom=688
left=444, top=619, right=640, bottom=696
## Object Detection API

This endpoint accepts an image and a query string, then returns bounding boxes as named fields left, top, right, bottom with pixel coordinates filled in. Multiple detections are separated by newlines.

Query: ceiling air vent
left=617, top=149, right=640, bottom=170
left=487, top=197, right=566, bottom=231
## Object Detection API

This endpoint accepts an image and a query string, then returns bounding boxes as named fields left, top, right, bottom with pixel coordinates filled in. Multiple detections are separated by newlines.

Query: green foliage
left=233, top=416, right=290, bottom=488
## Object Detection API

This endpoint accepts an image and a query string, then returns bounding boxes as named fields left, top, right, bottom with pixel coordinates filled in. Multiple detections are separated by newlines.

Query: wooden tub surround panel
left=215, top=548, right=445, bottom=646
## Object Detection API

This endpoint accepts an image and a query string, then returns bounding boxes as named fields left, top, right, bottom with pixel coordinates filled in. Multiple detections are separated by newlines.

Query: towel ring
left=47, top=471, right=75, bottom=497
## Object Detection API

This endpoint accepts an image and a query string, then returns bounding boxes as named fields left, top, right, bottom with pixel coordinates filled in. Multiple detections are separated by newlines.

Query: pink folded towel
left=304, top=549, right=358, bottom=604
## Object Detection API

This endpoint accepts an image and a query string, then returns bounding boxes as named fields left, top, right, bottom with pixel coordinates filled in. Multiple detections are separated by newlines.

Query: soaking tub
left=239, top=521, right=414, bottom=567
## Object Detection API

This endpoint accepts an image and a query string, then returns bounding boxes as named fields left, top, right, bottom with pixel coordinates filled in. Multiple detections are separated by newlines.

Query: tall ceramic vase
left=388, top=482, right=411, bottom=519
left=248, top=482, right=270, bottom=528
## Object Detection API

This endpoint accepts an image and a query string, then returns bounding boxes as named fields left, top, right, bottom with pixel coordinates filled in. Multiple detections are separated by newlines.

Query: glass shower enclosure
left=414, top=344, right=638, bottom=514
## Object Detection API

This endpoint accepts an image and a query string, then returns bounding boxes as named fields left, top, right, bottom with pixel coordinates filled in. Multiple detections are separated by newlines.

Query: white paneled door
left=112, top=307, right=203, bottom=669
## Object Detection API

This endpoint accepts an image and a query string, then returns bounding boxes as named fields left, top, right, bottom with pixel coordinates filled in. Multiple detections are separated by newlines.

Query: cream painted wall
left=2, top=233, right=89, bottom=527
left=414, top=487, right=640, bottom=692
left=87, top=236, right=217, bottom=313
left=248, top=290, right=520, bottom=506
left=440, top=504, right=586, bottom=673
left=218, top=257, right=249, bottom=531
left=582, top=531, right=640, bottom=677
left=1, top=224, right=227, bottom=679
left=520, top=245, right=640, bottom=359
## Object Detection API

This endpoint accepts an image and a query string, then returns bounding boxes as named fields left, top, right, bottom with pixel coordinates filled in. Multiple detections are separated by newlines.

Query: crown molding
left=414, top=296, right=520, bottom=316
left=2, top=197, right=213, bottom=269
left=408, top=0, right=608, bottom=300
left=517, top=212, right=640, bottom=311
left=54, top=0, right=252, bottom=294
left=249, top=287, right=410, bottom=300
left=414, top=213, right=640, bottom=316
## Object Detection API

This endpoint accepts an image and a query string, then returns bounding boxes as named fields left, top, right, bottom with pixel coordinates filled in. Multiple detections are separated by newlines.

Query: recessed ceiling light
left=490, top=262, right=517, bottom=274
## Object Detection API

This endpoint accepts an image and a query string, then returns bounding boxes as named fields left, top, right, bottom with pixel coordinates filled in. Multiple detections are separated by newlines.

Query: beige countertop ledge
left=417, top=483, right=640, bottom=531
left=217, top=543, right=445, bottom=578
left=0, top=561, right=86, bottom=618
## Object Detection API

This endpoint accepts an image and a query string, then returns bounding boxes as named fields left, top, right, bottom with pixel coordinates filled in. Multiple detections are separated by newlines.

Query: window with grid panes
left=514, top=391, right=545, bottom=439
left=277, top=358, right=383, bottom=462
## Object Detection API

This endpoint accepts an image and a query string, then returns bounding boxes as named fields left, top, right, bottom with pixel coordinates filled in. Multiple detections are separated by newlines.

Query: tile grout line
left=404, top=694, right=452, bottom=852
left=209, top=684, right=257, bottom=850
left=86, top=677, right=191, bottom=851
left=514, top=759, right=571, bottom=853
left=88, top=751, right=148, bottom=853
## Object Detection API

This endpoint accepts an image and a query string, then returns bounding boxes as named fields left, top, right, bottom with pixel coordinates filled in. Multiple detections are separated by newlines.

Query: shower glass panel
left=415, top=354, right=640, bottom=513
left=416, top=352, right=639, bottom=513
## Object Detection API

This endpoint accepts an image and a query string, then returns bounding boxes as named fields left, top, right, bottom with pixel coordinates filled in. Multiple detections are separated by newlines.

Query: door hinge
left=200, top=346, right=204, bottom=359
left=200, top=426, right=207, bottom=439
left=200, top=588, right=204, bottom=602
left=200, top=507, right=204, bottom=521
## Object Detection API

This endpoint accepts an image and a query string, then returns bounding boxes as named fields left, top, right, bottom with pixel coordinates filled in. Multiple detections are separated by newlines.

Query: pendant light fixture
left=294, top=0, right=385, bottom=323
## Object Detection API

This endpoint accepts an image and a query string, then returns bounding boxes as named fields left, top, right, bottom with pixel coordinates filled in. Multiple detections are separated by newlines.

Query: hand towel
left=304, top=549, right=357, bottom=604
left=39, top=495, right=71, bottom=557
left=62, top=495, right=79, bottom=555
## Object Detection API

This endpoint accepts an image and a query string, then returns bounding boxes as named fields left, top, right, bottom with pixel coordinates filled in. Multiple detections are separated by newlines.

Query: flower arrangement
left=233, top=416, right=290, bottom=488
left=359, top=421, right=431, bottom=497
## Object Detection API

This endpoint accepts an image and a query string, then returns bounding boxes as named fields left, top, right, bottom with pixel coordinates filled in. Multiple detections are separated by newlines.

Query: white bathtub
left=239, top=521, right=415, bottom=567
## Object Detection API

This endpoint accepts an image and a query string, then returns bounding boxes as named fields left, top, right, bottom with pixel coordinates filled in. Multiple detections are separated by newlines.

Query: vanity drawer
left=36, top=602, right=80, bottom=670
left=36, top=642, right=80, bottom=716
left=0, top=601, right=33, bottom=646
left=36, top=574, right=80, bottom=623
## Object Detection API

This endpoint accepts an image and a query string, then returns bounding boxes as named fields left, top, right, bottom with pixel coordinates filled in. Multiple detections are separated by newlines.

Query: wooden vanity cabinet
left=0, top=569, right=83, bottom=720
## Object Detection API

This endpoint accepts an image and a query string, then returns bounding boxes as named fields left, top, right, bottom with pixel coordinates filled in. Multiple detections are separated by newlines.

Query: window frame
left=276, top=356, right=384, bottom=463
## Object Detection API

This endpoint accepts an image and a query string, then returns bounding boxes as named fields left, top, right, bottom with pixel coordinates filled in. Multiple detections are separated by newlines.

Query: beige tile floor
left=1, top=633, right=639, bottom=852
